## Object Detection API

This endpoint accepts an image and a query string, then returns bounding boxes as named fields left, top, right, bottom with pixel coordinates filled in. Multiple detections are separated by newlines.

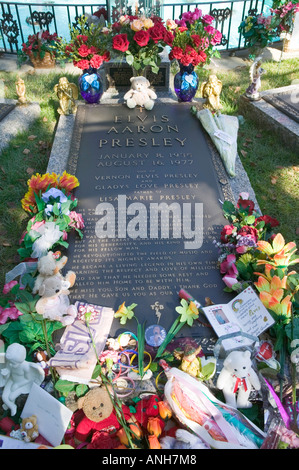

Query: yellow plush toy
left=21, top=415, right=39, bottom=442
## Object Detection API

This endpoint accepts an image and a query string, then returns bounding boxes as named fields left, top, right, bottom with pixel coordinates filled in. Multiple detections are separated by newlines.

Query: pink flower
left=0, top=303, right=23, bottom=324
left=202, top=14, right=214, bottom=24
left=220, top=254, right=238, bottom=276
left=31, top=219, right=45, bottom=232
left=69, top=211, right=85, bottom=230
left=3, top=281, right=17, bottom=295
left=220, top=224, right=235, bottom=243
left=90, top=54, right=103, bottom=69
left=76, top=59, right=90, bottom=70
left=222, top=274, right=239, bottom=289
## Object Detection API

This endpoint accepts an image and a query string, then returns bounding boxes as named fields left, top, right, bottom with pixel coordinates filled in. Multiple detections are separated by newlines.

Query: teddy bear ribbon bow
left=232, top=375, right=248, bottom=393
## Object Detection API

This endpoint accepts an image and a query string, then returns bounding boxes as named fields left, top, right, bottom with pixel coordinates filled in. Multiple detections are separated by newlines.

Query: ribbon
left=232, top=375, right=248, bottom=394
left=81, top=73, right=100, bottom=92
left=181, top=71, right=198, bottom=91
left=263, top=377, right=291, bottom=429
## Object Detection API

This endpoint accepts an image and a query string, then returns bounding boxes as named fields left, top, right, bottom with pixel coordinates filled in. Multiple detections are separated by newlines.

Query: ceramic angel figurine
left=0, top=343, right=45, bottom=416
left=54, top=77, right=78, bottom=115
left=200, top=74, right=223, bottom=112
left=245, top=57, right=265, bottom=101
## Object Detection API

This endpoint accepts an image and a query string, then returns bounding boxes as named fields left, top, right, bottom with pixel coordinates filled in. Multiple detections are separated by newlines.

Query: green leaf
left=92, top=364, right=102, bottom=379
left=55, top=379, right=76, bottom=396
left=126, top=54, right=134, bottom=66
left=76, top=384, right=89, bottom=397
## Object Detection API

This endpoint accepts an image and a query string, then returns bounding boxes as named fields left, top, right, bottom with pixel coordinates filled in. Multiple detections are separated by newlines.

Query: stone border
left=47, top=96, right=261, bottom=212
left=239, top=85, right=299, bottom=154
left=0, top=98, right=41, bottom=154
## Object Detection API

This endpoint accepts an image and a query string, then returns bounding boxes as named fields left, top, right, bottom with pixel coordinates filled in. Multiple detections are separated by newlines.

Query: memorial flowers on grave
left=215, top=192, right=280, bottom=290
left=108, top=14, right=174, bottom=75
left=20, top=30, right=60, bottom=68
left=238, top=12, right=279, bottom=57
left=19, top=172, right=84, bottom=260
left=57, top=15, right=110, bottom=103
left=168, top=8, right=222, bottom=102
left=270, top=1, right=299, bottom=38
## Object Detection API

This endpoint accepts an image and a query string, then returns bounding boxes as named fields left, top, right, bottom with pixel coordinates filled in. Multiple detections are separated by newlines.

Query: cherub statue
left=54, top=77, right=78, bottom=115
left=245, top=57, right=265, bottom=101
left=200, top=74, right=223, bottom=112
left=0, top=343, right=45, bottom=416
left=16, top=77, right=27, bottom=105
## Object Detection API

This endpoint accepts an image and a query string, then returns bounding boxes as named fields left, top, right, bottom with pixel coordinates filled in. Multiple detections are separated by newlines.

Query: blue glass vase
left=174, top=63, right=199, bottom=102
left=78, top=67, right=103, bottom=104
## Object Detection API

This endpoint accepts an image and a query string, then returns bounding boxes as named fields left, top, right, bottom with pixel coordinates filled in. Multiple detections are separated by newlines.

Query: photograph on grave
left=66, top=102, right=235, bottom=346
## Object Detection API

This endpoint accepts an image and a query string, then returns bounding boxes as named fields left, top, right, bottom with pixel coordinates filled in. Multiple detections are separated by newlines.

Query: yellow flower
left=256, top=233, right=299, bottom=271
left=114, top=302, right=137, bottom=325
left=245, top=23, right=253, bottom=32
left=143, top=18, right=154, bottom=29
left=131, top=19, right=144, bottom=31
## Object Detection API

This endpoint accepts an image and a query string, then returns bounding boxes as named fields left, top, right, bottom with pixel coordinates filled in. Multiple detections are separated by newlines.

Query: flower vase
left=174, top=63, right=199, bottom=102
left=78, top=67, right=103, bottom=104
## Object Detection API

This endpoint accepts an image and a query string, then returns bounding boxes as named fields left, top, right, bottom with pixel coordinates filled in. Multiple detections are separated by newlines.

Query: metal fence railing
left=0, top=0, right=275, bottom=54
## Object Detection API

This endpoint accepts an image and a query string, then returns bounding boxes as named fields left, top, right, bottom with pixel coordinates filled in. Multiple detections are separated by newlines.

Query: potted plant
left=270, top=1, right=299, bottom=51
left=238, top=12, right=280, bottom=58
left=21, top=30, right=60, bottom=68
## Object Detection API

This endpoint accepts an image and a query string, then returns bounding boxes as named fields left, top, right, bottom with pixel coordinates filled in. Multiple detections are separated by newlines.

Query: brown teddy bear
left=73, top=386, right=134, bottom=447
left=35, top=274, right=77, bottom=326
left=20, top=415, right=39, bottom=442
left=33, top=251, right=76, bottom=295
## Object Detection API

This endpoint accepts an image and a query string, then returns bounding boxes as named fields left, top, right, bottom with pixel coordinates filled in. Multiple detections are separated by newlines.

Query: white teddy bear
left=124, top=76, right=157, bottom=110
left=216, top=350, right=261, bottom=409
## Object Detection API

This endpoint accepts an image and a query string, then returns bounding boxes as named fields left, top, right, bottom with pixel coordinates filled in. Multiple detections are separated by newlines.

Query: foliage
left=238, top=13, right=280, bottom=51
left=168, top=8, right=222, bottom=67
left=21, top=30, right=60, bottom=60
left=271, top=1, right=299, bottom=35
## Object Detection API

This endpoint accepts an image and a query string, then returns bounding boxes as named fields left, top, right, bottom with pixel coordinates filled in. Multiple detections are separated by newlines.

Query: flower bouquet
left=20, top=30, right=60, bottom=68
left=270, top=1, right=299, bottom=39
left=57, top=15, right=110, bottom=103
left=238, top=13, right=279, bottom=56
left=215, top=192, right=280, bottom=290
left=19, top=172, right=84, bottom=260
left=167, top=8, right=222, bottom=101
left=109, top=14, right=174, bottom=75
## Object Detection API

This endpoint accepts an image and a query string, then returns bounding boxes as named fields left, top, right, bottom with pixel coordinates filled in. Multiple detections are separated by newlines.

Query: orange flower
left=116, top=427, right=129, bottom=447
left=157, top=400, right=172, bottom=420
left=28, top=172, right=58, bottom=192
left=58, top=171, right=79, bottom=192
left=256, top=233, right=299, bottom=271
left=21, top=188, right=37, bottom=213
left=129, top=421, right=143, bottom=439
left=147, top=417, right=162, bottom=438
left=148, top=434, right=161, bottom=449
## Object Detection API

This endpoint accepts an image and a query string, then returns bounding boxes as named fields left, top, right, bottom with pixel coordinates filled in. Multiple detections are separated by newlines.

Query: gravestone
left=0, top=102, right=15, bottom=122
left=66, top=102, right=235, bottom=350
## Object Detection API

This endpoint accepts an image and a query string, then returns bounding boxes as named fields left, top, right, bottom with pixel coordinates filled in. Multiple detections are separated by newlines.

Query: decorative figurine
left=0, top=343, right=45, bottom=416
left=20, top=415, right=39, bottom=442
left=174, top=344, right=202, bottom=378
left=15, top=77, right=27, bottom=105
left=200, top=74, right=223, bottom=112
left=216, top=350, right=261, bottom=409
left=54, top=77, right=78, bottom=115
left=124, top=76, right=157, bottom=110
left=245, top=57, right=265, bottom=101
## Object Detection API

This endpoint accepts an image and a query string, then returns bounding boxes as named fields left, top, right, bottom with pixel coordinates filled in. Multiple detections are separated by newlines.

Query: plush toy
left=35, top=274, right=77, bottom=326
left=73, top=386, right=134, bottom=447
left=160, top=428, right=209, bottom=450
left=33, top=251, right=76, bottom=295
left=216, top=350, right=261, bottom=409
left=124, top=76, right=157, bottom=110
left=20, top=415, right=39, bottom=442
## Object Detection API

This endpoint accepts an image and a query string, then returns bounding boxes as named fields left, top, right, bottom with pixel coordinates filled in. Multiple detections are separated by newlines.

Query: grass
left=0, top=58, right=299, bottom=288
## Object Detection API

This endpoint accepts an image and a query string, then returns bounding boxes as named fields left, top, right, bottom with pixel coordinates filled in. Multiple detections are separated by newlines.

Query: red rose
left=78, top=44, right=90, bottom=57
left=180, top=53, right=192, bottom=66
left=237, top=225, right=259, bottom=242
left=237, top=197, right=255, bottom=215
left=254, top=215, right=280, bottom=228
left=76, top=59, right=90, bottom=70
left=112, top=33, right=130, bottom=52
left=163, top=30, right=174, bottom=46
left=220, top=224, right=235, bottom=243
left=102, top=51, right=110, bottom=62
left=90, top=54, right=103, bottom=69
left=171, top=46, right=183, bottom=60
left=134, top=30, right=150, bottom=47
left=89, top=46, right=99, bottom=54
left=198, top=50, right=207, bottom=62
left=148, top=24, right=164, bottom=43
left=76, top=34, right=88, bottom=43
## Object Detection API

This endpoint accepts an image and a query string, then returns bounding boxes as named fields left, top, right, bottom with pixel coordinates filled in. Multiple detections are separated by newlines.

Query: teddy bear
left=216, top=350, right=261, bottom=409
left=33, top=251, right=76, bottom=295
left=20, top=415, right=39, bottom=442
left=72, top=386, right=136, bottom=448
left=124, top=76, right=157, bottom=110
left=35, top=274, right=77, bottom=326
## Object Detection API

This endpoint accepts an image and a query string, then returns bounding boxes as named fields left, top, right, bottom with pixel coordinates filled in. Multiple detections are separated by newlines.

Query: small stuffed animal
left=216, top=350, right=261, bottom=409
left=74, top=386, right=134, bottom=446
left=160, top=428, right=209, bottom=450
left=20, top=415, right=39, bottom=442
left=124, top=76, right=157, bottom=110
left=33, top=251, right=76, bottom=295
left=35, top=275, right=77, bottom=326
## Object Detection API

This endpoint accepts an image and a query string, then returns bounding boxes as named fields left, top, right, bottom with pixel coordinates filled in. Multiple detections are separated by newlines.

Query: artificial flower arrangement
left=20, top=30, right=60, bottom=66
left=270, top=0, right=299, bottom=36
left=57, top=15, right=110, bottom=70
left=167, top=8, right=222, bottom=67
left=108, top=14, right=174, bottom=74
left=238, top=12, right=280, bottom=52
left=19, top=171, right=84, bottom=260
